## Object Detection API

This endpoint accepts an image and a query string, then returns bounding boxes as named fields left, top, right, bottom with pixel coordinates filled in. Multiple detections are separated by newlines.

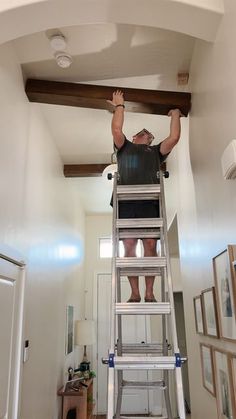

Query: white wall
left=165, top=1, right=236, bottom=417
left=84, top=214, right=112, bottom=411
left=84, top=213, right=112, bottom=322
left=0, top=42, right=85, bottom=419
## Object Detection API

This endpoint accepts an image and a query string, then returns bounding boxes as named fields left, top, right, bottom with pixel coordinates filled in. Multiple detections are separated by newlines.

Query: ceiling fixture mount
left=177, top=72, right=189, bottom=86
left=49, top=33, right=73, bottom=68
left=50, top=34, right=67, bottom=51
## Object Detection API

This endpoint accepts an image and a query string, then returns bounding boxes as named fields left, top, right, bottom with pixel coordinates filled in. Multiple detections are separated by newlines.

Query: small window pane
left=99, top=238, right=142, bottom=258
left=99, top=238, right=112, bottom=258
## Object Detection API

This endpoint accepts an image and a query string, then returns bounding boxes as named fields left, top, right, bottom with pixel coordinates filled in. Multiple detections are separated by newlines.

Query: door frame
left=0, top=252, right=26, bottom=419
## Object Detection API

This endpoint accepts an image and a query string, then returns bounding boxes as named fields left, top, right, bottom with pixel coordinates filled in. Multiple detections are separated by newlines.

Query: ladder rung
left=117, top=184, right=160, bottom=198
left=120, top=268, right=162, bottom=276
left=116, top=218, right=163, bottom=229
left=119, top=229, right=160, bottom=239
left=115, top=302, right=171, bottom=315
left=120, top=417, right=168, bottom=419
left=118, top=194, right=159, bottom=201
left=114, top=356, right=176, bottom=370
left=122, top=379, right=165, bottom=389
left=116, top=257, right=166, bottom=269
left=120, top=343, right=166, bottom=354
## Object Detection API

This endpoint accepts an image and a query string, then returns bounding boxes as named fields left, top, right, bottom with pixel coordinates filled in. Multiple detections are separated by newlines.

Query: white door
left=97, top=273, right=150, bottom=415
left=0, top=255, right=25, bottom=419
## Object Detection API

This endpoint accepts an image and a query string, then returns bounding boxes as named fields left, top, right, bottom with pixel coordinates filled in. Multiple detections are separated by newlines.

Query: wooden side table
left=58, top=379, right=93, bottom=419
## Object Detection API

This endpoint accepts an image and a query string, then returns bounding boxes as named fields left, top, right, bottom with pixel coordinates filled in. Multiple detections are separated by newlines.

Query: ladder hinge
left=175, top=353, right=181, bottom=368
left=109, top=353, right=115, bottom=368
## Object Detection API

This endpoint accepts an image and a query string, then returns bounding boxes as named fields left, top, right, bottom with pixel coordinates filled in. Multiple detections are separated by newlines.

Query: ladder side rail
left=107, top=368, right=115, bottom=419
left=161, top=272, right=167, bottom=354
left=117, top=269, right=122, bottom=355
left=160, top=233, right=173, bottom=419
left=115, top=176, right=125, bottom=419
left=116, top=268, right=123, bottom=418
left=160, top=182, right=173, bottom=417
left=159, top=171, right=179, bottom=353
left=109, top=172, right=118, bottom=353
left=116, top=369, right=123, bottom=419
left=160, top=171, right=186, bottom=419
left=107, top=172, right=119, bottom=419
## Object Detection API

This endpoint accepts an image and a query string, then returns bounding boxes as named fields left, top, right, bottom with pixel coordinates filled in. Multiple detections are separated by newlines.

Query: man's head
left=132, top=128, right=155, bottom=145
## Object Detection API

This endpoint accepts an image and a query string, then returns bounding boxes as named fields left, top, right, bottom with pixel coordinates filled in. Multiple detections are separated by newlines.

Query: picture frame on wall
left=193, top=295, right=204, bottom=335
left=65, top=305, right=74, bottom=355
left=213, top=348, right=236, bottom=419
left=201, top=287, right=219, bottom=338
left=200, top=343, right=215, bottom=397
left=212, top=245, right=236, bottom=341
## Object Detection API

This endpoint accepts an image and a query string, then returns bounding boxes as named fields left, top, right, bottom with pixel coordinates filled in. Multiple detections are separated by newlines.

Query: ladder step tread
left=116, top=257, right=166, bottom=268
left=122, top=380, right=165, bottom=389
left=118, top=195, right=159, bottom=201
left=119, top=230, right=160, bottom=239
left=114, top=356, right=176, bottom=370
left=119, top=416, right=168, bottom=419
left=120, top=268, right=162, bottom=276
left=117, top=184, right=161, bottom=195
left=120, top=343, right=167, bottom=354
left=115, top=302, right=171, bottom=315
left=116, top=218, right=163, bottom=228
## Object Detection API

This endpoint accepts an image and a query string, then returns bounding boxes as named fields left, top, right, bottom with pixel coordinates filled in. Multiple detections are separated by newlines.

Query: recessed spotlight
left=55, top=52, right=73, bottom=68
left=50, top=34, right=67, bottom=51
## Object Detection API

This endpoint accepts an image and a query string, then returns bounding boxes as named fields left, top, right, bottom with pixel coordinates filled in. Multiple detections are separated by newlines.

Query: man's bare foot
left=127, top=294, right=141, bottom=303
left=144, top=294, right=157, bottom=302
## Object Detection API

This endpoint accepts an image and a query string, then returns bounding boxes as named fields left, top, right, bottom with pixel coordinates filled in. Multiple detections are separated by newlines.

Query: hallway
left=1, top=1, right=236, bottom=419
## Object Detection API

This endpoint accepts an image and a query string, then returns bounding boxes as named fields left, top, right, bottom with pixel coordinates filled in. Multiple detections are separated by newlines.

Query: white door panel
left=0, top=278, right=15, bottom=419
left=0, top=256, right=25, bottom=419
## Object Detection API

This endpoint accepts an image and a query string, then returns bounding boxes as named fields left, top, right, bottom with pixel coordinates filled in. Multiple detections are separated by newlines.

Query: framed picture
left=65, top=305, right=74, bottom=355
left=213, top=348, right=236, bottom=419
left=202, top=287, right=219, bottom=338
left=200, top=343, right=215, bottom=396
left=193, top=295, right=204, bottom=334
left=213, top=245, right=236, bottom=341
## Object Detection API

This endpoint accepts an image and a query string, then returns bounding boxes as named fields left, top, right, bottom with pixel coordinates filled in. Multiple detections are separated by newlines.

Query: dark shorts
left=119, top=200, right=160, bottom=219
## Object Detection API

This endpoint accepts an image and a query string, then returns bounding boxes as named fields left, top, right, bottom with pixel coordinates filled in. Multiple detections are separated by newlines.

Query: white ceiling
left=12, top=22, right=195, bottom=213
left=14, top=24, right=194, bottom=86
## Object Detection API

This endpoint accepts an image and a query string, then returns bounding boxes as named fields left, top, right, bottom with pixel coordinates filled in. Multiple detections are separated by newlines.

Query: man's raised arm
left=107, top=90, right=125, bottom=149
left=160, top=109, right=183, bottom=155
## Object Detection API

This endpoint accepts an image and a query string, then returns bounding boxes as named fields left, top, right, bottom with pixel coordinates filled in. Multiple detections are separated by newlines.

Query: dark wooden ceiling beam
left=64, top=163, right=109, bottom=177
left=63, top=162, right=167, bottom=178
left=25, top=79, right=191, bottom=116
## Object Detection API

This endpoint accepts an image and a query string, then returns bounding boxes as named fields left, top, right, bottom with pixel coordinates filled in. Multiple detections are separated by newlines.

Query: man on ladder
left=108, top=90, right=183, bottom=303
left=104, top=90, right=187, bottom=419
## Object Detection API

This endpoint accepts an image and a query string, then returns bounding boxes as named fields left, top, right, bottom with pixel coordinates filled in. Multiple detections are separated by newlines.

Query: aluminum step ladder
left=102, top=171, right=186, bottom=419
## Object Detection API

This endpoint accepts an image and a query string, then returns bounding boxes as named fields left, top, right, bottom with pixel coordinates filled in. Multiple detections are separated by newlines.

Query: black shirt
left=116, top=137, right=168, bottom=185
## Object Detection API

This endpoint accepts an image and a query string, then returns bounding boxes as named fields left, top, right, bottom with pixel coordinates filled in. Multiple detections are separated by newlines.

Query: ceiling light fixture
left=55, top=52, right=73, bottom=68
left=49, top=34, right=73, bottom=68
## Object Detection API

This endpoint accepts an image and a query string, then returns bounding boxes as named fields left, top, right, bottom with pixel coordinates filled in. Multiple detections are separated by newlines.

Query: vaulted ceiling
left=1, top=0, right=224, bottom=213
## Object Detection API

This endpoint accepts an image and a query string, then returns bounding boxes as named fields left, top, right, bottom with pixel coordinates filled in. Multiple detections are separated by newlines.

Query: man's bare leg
left=122, top=238, right=140, bottom=301
left=142, top=238, right=157, bottom=301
